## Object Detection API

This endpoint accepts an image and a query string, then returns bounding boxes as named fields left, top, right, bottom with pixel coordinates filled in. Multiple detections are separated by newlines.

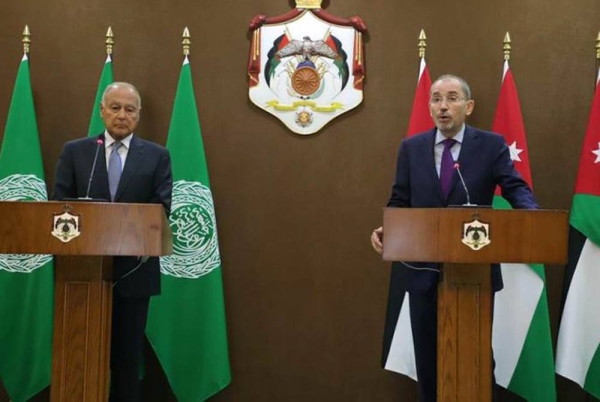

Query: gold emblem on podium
left=461, top=218, right=491, bottom=250
left=51, top=206, right=81, bottom=243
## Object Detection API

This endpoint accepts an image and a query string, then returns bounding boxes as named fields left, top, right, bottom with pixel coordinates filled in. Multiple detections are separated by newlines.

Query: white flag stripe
left=493, top=263, right=543, bottom=386
left=502, top=60, right=509, bottom=81
left=556, top=239, right=600, bottom=385
left=417, top=57, right=426, bottom=83
left=384, top=292, right=417, bottom=380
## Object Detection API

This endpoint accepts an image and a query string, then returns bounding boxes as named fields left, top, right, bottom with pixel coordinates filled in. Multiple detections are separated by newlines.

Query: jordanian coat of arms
left=461, top=218, right=491, bottom=251
left=51, top=210, right=81, bottom=243
left=248, top=0, right=367, bottom=135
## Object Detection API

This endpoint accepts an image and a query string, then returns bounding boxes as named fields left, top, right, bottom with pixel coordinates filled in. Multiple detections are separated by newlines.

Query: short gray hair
left=431, top=74, right=471, bottom=100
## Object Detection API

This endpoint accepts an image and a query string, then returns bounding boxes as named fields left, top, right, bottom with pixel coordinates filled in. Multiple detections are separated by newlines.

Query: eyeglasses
left=429, top=96, right=466, bottom=105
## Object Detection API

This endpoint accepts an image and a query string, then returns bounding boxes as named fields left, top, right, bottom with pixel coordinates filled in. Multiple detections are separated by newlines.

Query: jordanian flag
left=382, top=55, right=432, bottom=379
left=0, top=54, right=54, bottom=401
left=491, top=60, right=556, bottom=401
left=555, top=67, right=600, bottom=399
left=146, top=56, right=231, bottom=401
left=88, top=54, right=113, bottom=136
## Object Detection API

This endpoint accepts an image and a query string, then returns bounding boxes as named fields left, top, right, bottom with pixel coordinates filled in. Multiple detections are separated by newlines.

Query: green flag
left=88, top=54, right=113, bottom=136
left=146, top=56, right=231, bottom=401
left=0, top=54, right=54, bottom=402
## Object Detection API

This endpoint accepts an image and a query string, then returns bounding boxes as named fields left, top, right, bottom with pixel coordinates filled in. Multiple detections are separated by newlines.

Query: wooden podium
left=0, top=201, right=172, bottom=402
left=382, top=207, right=567, bottom=402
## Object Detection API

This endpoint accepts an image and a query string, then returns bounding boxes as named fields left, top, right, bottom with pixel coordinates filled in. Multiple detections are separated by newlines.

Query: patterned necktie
left=440, top=138, right=457, bottom=198
left=108, top=141, right=123, bottom=201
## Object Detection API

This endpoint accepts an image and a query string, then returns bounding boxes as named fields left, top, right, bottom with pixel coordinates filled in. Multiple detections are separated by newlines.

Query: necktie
left=108, top=141, right=123, bottom=201
left=440, top=138, right=456, bottom=198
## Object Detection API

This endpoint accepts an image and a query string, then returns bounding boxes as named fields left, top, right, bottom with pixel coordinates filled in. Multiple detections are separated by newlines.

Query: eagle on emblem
left=276, top=36, right=339, bottom=59
left=465, top=225, right=487, bottom=242
left=55, top=217, right=77, bottom=233
left=264, top=33, right=349, bottom=91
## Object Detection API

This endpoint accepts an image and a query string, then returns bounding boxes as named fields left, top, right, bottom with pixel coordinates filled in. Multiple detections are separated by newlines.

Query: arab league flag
left=146, top=56, right=231, bottom=401
left=382, top=56, right=432, bottom=379
left=491, top=60, right=556, bottom=401
left=88, top=54, right=113, bottom=136
left=0, top=54, right=54, bottom=401
left=555, top=67, right=600, bottom=399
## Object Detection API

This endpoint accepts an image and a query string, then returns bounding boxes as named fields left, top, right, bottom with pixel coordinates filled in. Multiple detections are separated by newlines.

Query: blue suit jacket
left=52, top=133, right=173, bottom=298
left=387, top=126, right=538, bottom=293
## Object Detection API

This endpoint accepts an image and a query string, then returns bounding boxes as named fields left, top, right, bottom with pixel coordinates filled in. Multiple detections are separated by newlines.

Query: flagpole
left=182, top=26, right=190, bottom=56
left=22, top=25, right=31, bottom=55
left=418, top=29, right=426, bottom=59
left=503, top=32, right=511, bottom=61
left=595, top=31, right=600, bottom=83
left=0, top=23, right=55, bottom=402
left=146, top=24, right=231, bottom=401
left=106, top=26, right=114, bottom=55
left=501, top=32, right=511, bottom=79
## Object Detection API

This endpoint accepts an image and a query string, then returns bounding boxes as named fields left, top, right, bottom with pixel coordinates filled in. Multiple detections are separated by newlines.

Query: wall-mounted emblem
left=461, top=216, right=491, bottom=251
left=51, top=206, right=81, bottom=243
left=248, top=0, right=367, bottom=135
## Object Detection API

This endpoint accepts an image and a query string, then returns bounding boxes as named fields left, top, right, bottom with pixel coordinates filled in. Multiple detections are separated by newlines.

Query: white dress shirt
left=434, top=125, right=465, bottom=176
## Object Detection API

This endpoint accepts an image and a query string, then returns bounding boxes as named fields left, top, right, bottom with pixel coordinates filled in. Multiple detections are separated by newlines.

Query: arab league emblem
left=51, top=208, right=81, bottom=243
left=160, top=180, right=221, bottom=279
left=248, top=0, right=367, bottom=135
left=461, top=218, right=491, bottom=251
left=0, top=174, right=53, bottom=273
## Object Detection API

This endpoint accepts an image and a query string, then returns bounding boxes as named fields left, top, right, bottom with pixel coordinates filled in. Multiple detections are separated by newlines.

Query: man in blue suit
left=371, top=75, right=537, bottom=402
left=53, top=82, right=172, bottom=402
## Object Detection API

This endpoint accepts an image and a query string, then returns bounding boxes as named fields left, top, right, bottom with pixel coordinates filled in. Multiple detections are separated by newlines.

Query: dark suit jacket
left=387, top=125, right=538, bottom=293
left=53, top=133, right=173, bottom=298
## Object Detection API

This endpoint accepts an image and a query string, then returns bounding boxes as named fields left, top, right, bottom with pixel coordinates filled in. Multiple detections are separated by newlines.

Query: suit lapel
left=114, top=135, right=144, bottom=201
left=421, top=130, right=446, bottom=202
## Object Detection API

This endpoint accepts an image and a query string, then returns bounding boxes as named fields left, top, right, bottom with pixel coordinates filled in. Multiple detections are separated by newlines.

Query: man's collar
left=435, top=125, right=465, bottom=145
left=103, top=131, right=133, bottom=148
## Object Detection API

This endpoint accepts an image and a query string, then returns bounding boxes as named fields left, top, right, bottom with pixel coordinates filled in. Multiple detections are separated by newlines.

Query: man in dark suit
left=371, top=75, right=537, bottom=402
left=53, top=82, right=172, bottom=402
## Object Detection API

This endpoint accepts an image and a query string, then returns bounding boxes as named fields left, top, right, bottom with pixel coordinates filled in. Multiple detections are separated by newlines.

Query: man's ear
left=465, top=100, right=475, bottom=116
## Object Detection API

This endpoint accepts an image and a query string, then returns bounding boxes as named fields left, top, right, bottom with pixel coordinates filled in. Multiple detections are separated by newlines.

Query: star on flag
left=592, top=142, right=600, bottom=163
left=508, top=141, right=523, bottom=162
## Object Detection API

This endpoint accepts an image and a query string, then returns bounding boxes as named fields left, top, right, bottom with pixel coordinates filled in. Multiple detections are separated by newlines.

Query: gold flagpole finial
left=106, top=27, right=114, bottom=55
left=22, top=25, right=31, bottom=54
left=183, top=27, right=191, bottom=56
left=418, top=29, right=427, bottom=58
left=503, top=31, right=512, bottom=61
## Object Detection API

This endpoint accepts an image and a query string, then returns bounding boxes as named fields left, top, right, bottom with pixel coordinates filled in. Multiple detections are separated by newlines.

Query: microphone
left=82, top=138, right=103, bottom=200
left=453, top=162, right=476, bottom=206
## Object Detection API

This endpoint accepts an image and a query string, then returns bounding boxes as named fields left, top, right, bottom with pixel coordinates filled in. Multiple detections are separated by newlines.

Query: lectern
left=382, top=208, right=567, bottom=402
left=0, top=201, right=172, bottom=402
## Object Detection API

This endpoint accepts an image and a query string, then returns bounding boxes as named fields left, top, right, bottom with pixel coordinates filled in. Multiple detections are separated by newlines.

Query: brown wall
left=0, top=0, right=598, bottom=400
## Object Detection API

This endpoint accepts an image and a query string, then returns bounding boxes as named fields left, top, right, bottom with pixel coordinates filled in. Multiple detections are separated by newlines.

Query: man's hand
left=371, top=226, right=383, bottom=254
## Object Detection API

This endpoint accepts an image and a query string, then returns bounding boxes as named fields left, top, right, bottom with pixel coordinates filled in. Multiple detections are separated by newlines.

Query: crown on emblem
left=296, top=0, right=322, bottom=9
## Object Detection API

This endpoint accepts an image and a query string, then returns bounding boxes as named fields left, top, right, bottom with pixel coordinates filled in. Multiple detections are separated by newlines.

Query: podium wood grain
left=51, top=256, right=112, bottom=402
